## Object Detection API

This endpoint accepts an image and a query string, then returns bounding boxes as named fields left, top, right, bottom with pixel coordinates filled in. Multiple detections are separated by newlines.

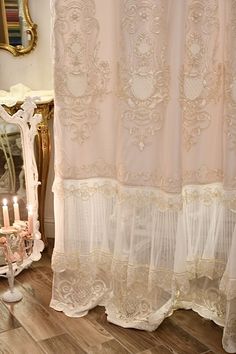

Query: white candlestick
left=27, top=205, right=33, bottom=234
left=2, top=199, right=10, bottom=229
left=13, top=196, right=20, bottom=221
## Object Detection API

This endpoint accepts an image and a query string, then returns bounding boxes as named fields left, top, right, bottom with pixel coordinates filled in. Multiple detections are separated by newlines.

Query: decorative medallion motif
left=119, top=0, right=169, bottom=151
left=54, top=0, right=110, bottom=144
left=180, top=0, right=222, bottom=151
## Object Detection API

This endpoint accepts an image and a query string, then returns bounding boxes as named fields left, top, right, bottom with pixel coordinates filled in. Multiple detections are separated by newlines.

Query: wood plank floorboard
left=0, top=239, right=228, bottom=354
left=39, top=333, right=87, bottom=354
left=0, top=300, right=20, bottom=333
left=15, top=265, right=114, bottom=352
left=94, top=312, right=162, bottom=353
left=149, top=317, right=209, bottom=354
left=138, top=345, right=174, bottom=354
left=0, top=280, right=65, bottom=342
left=87, top=339, right=131, bottom=354
left=170, top=309, right=226, bottom=354
left=0, top=327, right=44, bottom=354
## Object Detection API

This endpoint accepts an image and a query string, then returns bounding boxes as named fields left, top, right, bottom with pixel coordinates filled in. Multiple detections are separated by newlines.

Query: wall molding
left=44, top=216, right=55, bottom=238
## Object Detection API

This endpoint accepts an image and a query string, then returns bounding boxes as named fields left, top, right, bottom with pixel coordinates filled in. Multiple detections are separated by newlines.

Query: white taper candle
left=2, top=199, right=10, bottom=229
left=13, top=196, right=20, bottom=221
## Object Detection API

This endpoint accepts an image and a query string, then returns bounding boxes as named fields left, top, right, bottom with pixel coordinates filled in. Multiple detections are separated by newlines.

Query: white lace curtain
left=50, top=1, right=236, bottom=352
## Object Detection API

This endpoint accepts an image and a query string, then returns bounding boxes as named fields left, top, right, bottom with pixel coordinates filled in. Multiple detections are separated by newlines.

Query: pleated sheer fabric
left=50, top=1, right=236, bottom=352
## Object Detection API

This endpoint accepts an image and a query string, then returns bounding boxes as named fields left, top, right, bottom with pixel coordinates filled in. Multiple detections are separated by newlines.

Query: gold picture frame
left=0, top=0, right=37, bottom=56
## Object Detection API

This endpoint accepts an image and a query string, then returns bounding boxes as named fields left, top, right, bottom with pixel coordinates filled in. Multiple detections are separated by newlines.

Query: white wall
left=0, top=0, right=55, bottom=238
left=0, top=0, right=53, bottom=90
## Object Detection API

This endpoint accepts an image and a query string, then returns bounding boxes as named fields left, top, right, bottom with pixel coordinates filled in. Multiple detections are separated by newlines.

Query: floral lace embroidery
left=54, top=179, right=183, bottom=211
left=55, top=158, right=235, bottom=192
left=220, top=276, right=236, bottom=301
left=52, top=250, right=228, bottom=325
left=119, top=0, right=169, bottom=151
left=174, top=279, right=227, bottom=320
left=52, top=259, right=236, bottom=352
left=53, top=178, right=236, bottom=212
left=180, top=0, right=222, bottom=150
left=183, top=165, right=223, bottom=184
left=225, top=71, right=236, bottom=150
left=51, top=254, right=109, bottom=312
left=54, top=0, right=110, bottom=144
left=225, top=1, right=236, bottom=151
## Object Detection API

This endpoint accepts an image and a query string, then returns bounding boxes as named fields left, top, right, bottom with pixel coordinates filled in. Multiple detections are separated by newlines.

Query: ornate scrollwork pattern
left=54, top=0, right=110, bottom=144
left=52, top=250, right=230, bottom=330
left=52, top=178, right=236, bottom=213
left=119, top=0, right=169, bottom=151
left=180, top=0, right=222, bottom=151
left=225, top=1, right=236, bottom=151
left=54, top=158, right=236, bottom=192
left=225, top=71, right=236, bottom=150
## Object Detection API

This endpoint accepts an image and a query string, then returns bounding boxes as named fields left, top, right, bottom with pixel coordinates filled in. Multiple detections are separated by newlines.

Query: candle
left=2, top=199, right=10, bottom=229
left=27, top=205, right=33, bottom=234
left=13, top=196, right=20, bottom=221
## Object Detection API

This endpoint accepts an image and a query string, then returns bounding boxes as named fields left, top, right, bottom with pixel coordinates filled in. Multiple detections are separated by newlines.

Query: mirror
left=0, top=119, right=27, bottom=230
left=0, top=98, right=44, bottom=276
left=0, top=0, right=37, bottom=56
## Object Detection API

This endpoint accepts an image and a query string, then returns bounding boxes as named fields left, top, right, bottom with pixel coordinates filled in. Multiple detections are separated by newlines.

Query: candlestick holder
left=0, top=222, right=33, bottom=303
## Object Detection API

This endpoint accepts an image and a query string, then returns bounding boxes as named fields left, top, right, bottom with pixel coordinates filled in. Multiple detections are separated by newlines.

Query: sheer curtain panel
left=50, top=1, right=236, bottom=352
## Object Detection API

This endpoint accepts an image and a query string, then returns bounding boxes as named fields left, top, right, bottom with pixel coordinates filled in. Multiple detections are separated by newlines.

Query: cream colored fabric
left=50, top=1, right=236, bottom=352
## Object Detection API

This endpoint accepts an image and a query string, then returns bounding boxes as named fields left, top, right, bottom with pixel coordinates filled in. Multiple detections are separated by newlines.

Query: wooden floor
left=0, top=240, right=227, bottom=354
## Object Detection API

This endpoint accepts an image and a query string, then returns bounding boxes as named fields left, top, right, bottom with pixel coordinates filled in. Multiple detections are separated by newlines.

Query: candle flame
left=2, top=198, right=8, bottom=206
left=13, top=196, right=17, bottom=204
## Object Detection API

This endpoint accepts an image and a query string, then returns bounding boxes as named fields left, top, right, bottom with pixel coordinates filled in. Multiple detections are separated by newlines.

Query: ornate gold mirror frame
left=0, top=0, right=37, bottom=56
